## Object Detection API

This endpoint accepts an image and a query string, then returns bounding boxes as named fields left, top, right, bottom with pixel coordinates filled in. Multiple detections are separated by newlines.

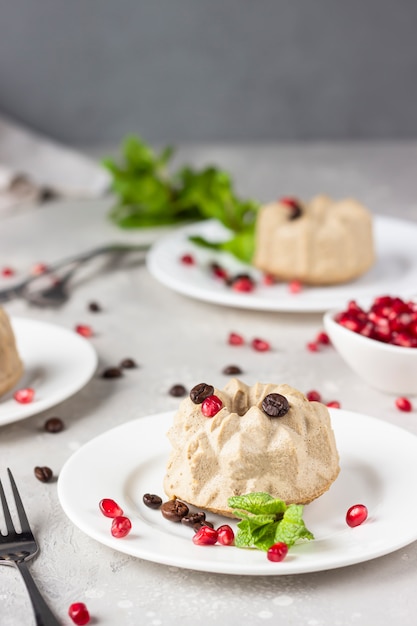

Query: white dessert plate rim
left=57, top=408, right=417, bottom=576
left=0, top=317, right=98, bottom=426
left=146, top=215, right=417, bottom=312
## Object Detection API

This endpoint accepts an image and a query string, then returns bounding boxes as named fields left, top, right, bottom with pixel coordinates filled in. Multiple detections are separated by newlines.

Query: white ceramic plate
left=147, top=215, right=417, bottom=312
left=57, top=409, right=417, bottom=576
left=0, top=317, right=97, bottom=427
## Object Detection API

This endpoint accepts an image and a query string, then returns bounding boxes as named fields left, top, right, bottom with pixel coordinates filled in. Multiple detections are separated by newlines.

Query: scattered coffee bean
left=101, top=367, right=123, bottom=379
left=44, top=417, right=64, bottom=433
left=120, top=358, right=137, bottom=369
left=88, top=301, right=102, bottom=312
left=222, top=365, right=243, bottom=375
left=181, top=511, right=206, bottom=527
left=193, top=520, right=214, bottom=532
left=190, top=383, right=214, bottom=404
left=34, top=466, right=53, bottom=483
left=143, top=493, right=163, bottom=509
left=169, top=384, right=187, bottom=397
left=262, top=393, right=290, bottom=418
left=288, top=204, right=303, bottom=220
left=161, top=499, right=189, bottom=522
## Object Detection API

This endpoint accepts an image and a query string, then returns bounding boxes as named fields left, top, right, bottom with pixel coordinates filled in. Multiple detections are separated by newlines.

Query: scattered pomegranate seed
left=216, top=524, right=235, bottom=546
left=316, top=331, right=330, bottom=345
left=306, top=342, right=319, bottom=352
left=192, top=525, right=218, bottom=545
left=306, top=390, right=322, bottom=402
left=13, top=388, right=35, bottom=404
left=288, top=280, right=302, bottom=294
left=228, top=332, right=244, bottom=346
left=1, top=266, right=15, bottom=277
left=99, top=498, right=124, bottom=518
left=262, top=273, right=276, bottom=286
left=251, top=338, right=271, bottom=352
left=279, top=197, right=299, bottom=208
left=201, top=395, right=223, bottom=417
left=346, top=504, right=368, bottom=528
left=211, top=263, right=228, bottom=280
left=180, top=253, right=195, bottom=265
left=111, top=515, right=132, bottom=538
left=68, top=602, right=90, bottom=625
left=326, top=400, right=341, bottom=409
left=395, top=396, right=413, bottom=412
left=267, top=542, right=288, bottom=562
left=231, top=276, right=255, bottom=292
left=30, top=262, right=48, bottom=275
left=75, top=324, right=93, bottom=338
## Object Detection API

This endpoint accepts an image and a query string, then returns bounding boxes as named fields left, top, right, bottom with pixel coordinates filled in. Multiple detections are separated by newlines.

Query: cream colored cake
left=164, top=379, right=340, bottom=517
left=253, top=195, right=375, bottom=285
left=0, top=307, right=23, bottom=396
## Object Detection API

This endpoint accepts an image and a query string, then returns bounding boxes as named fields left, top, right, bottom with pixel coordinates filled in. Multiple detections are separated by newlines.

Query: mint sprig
left=228, top=492, right=314, bottom=552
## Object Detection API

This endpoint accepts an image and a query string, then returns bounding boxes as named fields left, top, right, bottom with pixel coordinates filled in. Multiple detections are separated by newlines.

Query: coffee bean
left=44, top=417, right=64, bottom=433
left=222, top=365, right=243, bottom=375
left=181, top=512, right=206, bottom=527
left=288, top=203, right=303, bottom=220
left=120, top=358, right=137, bottom=369
left=190, top=383, right=214, bottom=404
left=101, top=367, right=123, bottom=379
left=262, top=393, right=290, bottom=417
left=169, top=384, right=187, bottom=397
left=34, top=466, right=53, bottom=483
left=193, top=520, right=214, bottom=532
left=161, top=499, right=189, bottom=522
left=88, top=301, right=102, bottom=312
left=143, top=493, right=163, bottom=509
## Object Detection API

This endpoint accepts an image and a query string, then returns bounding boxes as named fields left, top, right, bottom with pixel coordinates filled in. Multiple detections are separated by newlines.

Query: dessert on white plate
left=0, top=307, right=23, bottom=397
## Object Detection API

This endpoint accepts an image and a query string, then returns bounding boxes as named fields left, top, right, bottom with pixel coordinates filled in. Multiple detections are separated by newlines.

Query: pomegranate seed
left=346, top=504, right=368, bottom=528
left=228, top=332, right=244, bottom=346
left=216, top=524, right=235, bottom=546
left=13, top=388, right=35, bottom=404
left=279, top=196, right=299, bottom=208
left=99, top=498, right=123, bottom=518
left=75, top=324, right=93, bottom=338
left=306, top=342, right=319, bottom=352
left=262, top=273, right=276, bottom=286
left=231, top=276, right=255, bottom=292
left=211, top=263, right=228, bottom=280
left=180, top=253, right=195, bottom=265
left=68, top=602, right=90, bottom=625
left=267, top=542, right=288, bottom=562
left=288, top=280, right=302, bottom=294
left=316, top=331, right=330, bottom=345
left=1, top=266, right=15, bottom=277
left=326, top=400, right=341, bottom=409
left=306, top=390, right=322, bottom=402
left=201, top=395, right=223, bottom=417
left=30, top=262, right=48, bottom=275
left=192, top=525, right=218, bottom=545
left=251, top=338, right=271, bottom=352
left=395, top=397, right=413, bottom=412
left=111, top=515, right=132, bottom=538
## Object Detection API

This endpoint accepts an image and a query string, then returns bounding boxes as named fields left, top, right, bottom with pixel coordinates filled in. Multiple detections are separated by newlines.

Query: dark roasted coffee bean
left=161, top=499, right=189, bottom=522
left=222, top=365, right=243, bottom=375
left=181, top=511, right=206, bottom=527
left=88, top=301, right=102, bottom=312
left=120, top=358, right=137, bottom=369
left=101, top=367, right=123, bottom=379
left=288, top=203, right=303, bottom=220
left=190, top=383, right=214, bottom=404
left=44, top=417, right=64, bottom=433
left=169, top=384, right=187, bottom=397
left=143, top=493, right=163, bottom=509
left=34, top=466, right=53, bottom=482
left=262, top=393, right=290, bottom=417
left=193, top=520, right=214, bottom=532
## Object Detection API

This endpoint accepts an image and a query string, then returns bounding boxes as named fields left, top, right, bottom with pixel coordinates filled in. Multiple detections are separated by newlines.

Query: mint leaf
left=273, top=505, right=314, bottom=548
left=228, top=493, right=287, bottom=516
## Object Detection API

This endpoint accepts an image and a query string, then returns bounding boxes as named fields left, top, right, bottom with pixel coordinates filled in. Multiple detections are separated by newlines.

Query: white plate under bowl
left=57, top=409, right=417, bottom=576
left=0, top=317, right=98, bottom=427
left=147, top=215, right=417, bottom=312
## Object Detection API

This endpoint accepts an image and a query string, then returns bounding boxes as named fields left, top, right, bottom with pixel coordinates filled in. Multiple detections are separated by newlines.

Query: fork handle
left=15, top=560, right=61, bottom=626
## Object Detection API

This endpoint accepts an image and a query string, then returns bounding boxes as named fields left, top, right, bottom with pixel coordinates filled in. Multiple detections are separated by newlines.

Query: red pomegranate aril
left=306, top=341, right=319, bottom=353
left=346, top=504, right=368, bottom=528
left=99, top=498, right=124, bottom=518
left=326, top=400, right=341, bottom=409
left=75, top=324, right=93, bottom=338
left=232, top=276, right=255, bottom=292
left=306, top=390, right=322, bottom=402
left=267, top=542, right=288, bottom=562
left=391, top=332, right=416, bottom=348
left=252, top=338, right=271, bottom=352
left=111, top=516, right=132, bottom=538
left=395, top=396, right=413, bottom=412
left=211, top=263, right=228, bottom=280
left=288, top=280, right=302, bottom=294
left=316, top=331, right=330, bottom=345
left=216, top=524, right=235, bottom=546
left=192, top=525, right=218, bottom=545
left=262, top=273, right=276, bottom=286
left=201, top=395, right=223, bottom=417
left=31, top=262, right=48, bottom=275
left=279, top=196, right=299, bottom=208
left=68, top=602, right=90, bottom=625
left=1, top=266, right=15, bottom=277
left=13, top=388, right=35, bottom=404
left=228, top=332, right=244, bottom=346
left=180, top=253, right=195, bottom=265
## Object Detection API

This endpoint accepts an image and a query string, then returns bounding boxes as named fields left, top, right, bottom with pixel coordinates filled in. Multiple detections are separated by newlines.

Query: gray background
left=1, top=0, right=417, bottom=145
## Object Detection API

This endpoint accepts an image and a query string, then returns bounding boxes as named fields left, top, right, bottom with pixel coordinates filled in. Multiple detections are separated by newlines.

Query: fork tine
left=7, top=469, right=32, bottom=534
left=0, top=475, right=16, bottom=534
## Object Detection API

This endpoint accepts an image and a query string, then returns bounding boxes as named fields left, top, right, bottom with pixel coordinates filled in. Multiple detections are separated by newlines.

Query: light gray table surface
left=1, top=142, right=417, bottom=626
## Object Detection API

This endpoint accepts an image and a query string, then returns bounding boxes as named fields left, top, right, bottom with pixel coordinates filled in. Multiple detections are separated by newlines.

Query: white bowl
left=323, top=310, right=417, bottom=395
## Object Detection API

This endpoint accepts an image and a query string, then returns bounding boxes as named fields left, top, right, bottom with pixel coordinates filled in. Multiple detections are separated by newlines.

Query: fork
left=0, top=468, right=60, bottom=625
